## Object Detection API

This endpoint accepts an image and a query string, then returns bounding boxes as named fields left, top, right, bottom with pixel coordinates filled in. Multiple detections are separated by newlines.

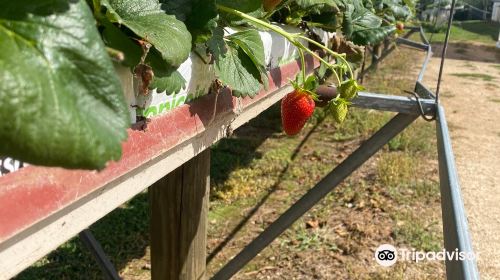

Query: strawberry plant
left=0, top=0, right=415, bottom=169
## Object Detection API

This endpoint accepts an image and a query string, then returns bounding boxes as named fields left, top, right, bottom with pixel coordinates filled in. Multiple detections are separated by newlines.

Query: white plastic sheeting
left=131, top=26, right=334, bottom=120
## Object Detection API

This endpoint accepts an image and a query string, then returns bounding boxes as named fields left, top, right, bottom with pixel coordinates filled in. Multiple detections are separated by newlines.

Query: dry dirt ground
left=423, top=42, right=500, bottom=280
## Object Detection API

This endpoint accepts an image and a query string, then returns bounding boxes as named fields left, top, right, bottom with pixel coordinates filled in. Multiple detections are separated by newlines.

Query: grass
left=16, top=48, right=444, bottom=279
left=377, top=152, right=416, bottom=189
left=463, top=62, right=476, bottom=69
left=451, top=73, right=496, bottom=81
left=424, top=20, right=500, bottom=46
left=392, top=212, right=442, bottom=252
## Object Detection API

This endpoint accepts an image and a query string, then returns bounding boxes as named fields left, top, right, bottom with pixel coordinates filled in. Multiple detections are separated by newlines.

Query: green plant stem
left=302, top=22, right=337, bottom=30
left=298, top=48, right=306, bottom=85
left=217, top=4, right=295, bottom=41
left=305, top=48, right=342, bottom=86
left=297, top=35, right=354, bottom=79
left=296, top=43, right=341, bottom=85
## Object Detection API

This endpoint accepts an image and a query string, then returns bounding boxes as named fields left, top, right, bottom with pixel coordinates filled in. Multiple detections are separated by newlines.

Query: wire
left=405, top=0, right=456, bottom=122
left=404, top=90, right=436, bottom=122
left=435, top=0, right=457, bottom=105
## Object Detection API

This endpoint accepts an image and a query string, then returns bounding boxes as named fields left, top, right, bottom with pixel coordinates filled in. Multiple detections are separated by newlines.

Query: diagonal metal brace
left=79, top=229, right=121, bottom=280
left=396, top=37, right=430, bottom=51
left=211, top=113, right=419, bottom=280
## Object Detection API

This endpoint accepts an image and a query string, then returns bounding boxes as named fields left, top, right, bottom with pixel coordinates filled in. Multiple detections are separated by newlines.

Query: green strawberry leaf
left=98, top=0, right=192, bottom=67
left=0, top=0, right=128, bottom=169
left=227, top=30, right=268, bottom=88
left=378, top=0, right=412, bottom=20
left=351, top=25, right=396, bottom=46
left=316, top=61, right=330, bottom=80
left=303, top=75, right=319, bottom=92
left=342, top=2, right=382, bottom=38
left=227, top=30, right=266, bottom=69
left=214, top=42, right=262, bottom=97
left=295, top=0, right=342, bottom=14
left=160, top=0, right=218, bottom=44
left=217, top=0, right=266, bottom=24
left=101, top=17, right=186, bottom=94
left=150, top=70, right=187, bottom=95
left=343, top=2, right=396, bottom=45
left=207, top=26, right=227, bottom=58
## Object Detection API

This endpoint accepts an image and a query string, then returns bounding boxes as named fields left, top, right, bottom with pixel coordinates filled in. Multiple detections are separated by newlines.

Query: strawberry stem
left=298, top=48, right=306, bottom=85
left=297, top=35, right=354, bottom=79
left=216, top=5, right=295, bottom=41
left=297, top=44, right=341, bottom=85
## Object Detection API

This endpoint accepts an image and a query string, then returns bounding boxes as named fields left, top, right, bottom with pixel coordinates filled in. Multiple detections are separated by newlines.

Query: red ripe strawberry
left=281, top=90, right=316, bottom=135
left=263, top=0, right=282, bottom=12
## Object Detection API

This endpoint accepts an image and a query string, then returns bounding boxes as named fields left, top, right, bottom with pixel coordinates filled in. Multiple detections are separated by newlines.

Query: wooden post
left=149, top=150, right=210, bottom=280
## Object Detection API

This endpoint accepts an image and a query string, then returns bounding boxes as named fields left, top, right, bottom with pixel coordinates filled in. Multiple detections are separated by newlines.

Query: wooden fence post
left=149, top=149, right=210, bottom=280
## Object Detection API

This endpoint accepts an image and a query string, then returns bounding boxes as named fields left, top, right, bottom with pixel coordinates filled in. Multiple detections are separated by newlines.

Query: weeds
left=377, top=152, right=416, bottom=188
left=392, top=212, right=442, bottom=252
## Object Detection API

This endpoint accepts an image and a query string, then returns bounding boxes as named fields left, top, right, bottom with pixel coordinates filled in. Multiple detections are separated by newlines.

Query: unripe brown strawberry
left=396, top=22, right=404, bottom=31
left=263, top=0, right=282, bottom=12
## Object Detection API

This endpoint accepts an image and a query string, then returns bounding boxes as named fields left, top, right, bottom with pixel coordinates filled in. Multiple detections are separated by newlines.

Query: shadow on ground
left=453, top=21, right=500, bottom=42
left=15, top=192, right=150, bottom=279
left=211, top=104, right=282, bottom=187
left=432, top=42, right=500, bottom=64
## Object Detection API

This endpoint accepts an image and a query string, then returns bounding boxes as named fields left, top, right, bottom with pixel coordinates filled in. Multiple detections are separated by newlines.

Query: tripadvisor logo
left=374, top=244, right=478, bottom=266
left=375, top=244, right=397, bottom=267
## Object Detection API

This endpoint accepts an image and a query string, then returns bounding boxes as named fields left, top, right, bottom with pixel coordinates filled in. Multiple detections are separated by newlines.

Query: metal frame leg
left=211, top=113, right=419, bottom=280
left=79, top=229, right=121, bottom=280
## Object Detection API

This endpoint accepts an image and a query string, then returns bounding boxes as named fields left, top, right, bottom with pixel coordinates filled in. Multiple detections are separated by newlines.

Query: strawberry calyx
left=291, top=74, right=320, bottom=101
left=338, top=79, right=365, bottom=100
